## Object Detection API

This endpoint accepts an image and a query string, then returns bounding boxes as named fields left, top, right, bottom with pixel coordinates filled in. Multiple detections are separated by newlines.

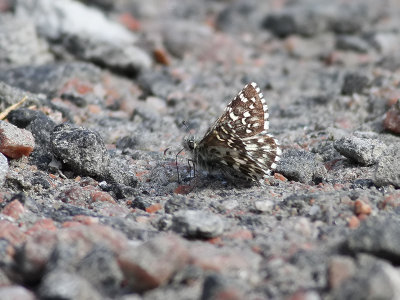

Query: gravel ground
left=1, top=0, right=400, bottom=299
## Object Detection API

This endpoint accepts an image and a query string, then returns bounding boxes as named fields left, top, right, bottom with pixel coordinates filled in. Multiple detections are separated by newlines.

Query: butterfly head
left=183, top=135, right=197, bottom=152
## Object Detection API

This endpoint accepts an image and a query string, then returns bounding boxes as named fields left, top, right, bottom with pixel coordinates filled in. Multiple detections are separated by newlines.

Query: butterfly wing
left=204, top=82, right=269, bottom=139
left=193, top=82, right=281, bottom=182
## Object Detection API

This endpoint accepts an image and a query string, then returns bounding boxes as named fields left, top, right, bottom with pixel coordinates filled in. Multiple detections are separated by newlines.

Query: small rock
left=341, top=72, right=369, bottom=95
left=0, top=153, right=8, bottom=186
left=254, top=200, right=274, bottom=212
left=275, top=149, right=327, bottom=184
left=171, top=210, right=224, bottom=239
left=344, top=217, right=400, bottom=264
left=0, top=14, right=53, bottom=68
left=7, top=108, right=47, bottom=129
left=336, top=35, right=369, bottom=53
left=369, top=32, right=400, bottom=54
left=188, top=242, right=261, bottom=280
left=18, top=230, right=58, bottom=283
left=118, top=234, right=189, bottom=292
left=51, top=123, right=110, bottom=179
left=263, top=5, right=330, bottom=37
left=105, top=158, right=138, bottom=187
left=45, top=224, right=128, bottom=274
left=221, top=200, right=239, bottom=211
left=0, top=62, right=101, bottom=96
left=137, top=69, right=177, bottom=99
left=201, top=274, right=245, bottom=300
left=129, top=196, right=154, bottom=211
left=333, top=135, right=386, bottom=166
left=26, top=113, right=56, bottom=147
left=374, top=145, right=400, bottom=188
left=0, top=120, right=35, bottom=159
left=383, top=99, right=400, bottom=134
left=216, top=0, right=267, bottom=33
left=77, top=246, right=123, bottom=296
left=354, top=199, right=372, bottom=216
left=0, top=220, right=26, bottom=246
left=328, top=256, right=356, bottom=289
left=1, top=199, right=25, bottom=220
left=15, top=0, right=135, bottom=45
left=65, top=39, right=151, bottom=76
left=331, top=257, right=400, bottom=300
left=0, top=285, right=36, bottom=300
left=162, top=21, right=212, bottom=58
left=39, top=271, right=102, bottom=300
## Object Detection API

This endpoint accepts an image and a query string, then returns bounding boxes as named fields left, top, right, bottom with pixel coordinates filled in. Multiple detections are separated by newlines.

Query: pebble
left=201, top=274, right=245, bottom=300
left=118, top=234, right=189, bottom=292
left=77, top=246, right=124, bottom=296
left=0, top=285, right=36, bottom=300
left=336, top=35, right=369, bottom=53
left=0, top=15, right=52, bottom=68
left=162, top=20, right=212, bottom=58
left=0, top=120, right=35, bottom=159
left=333, top=135, right=386, bottom=166
left=171, top=210, right=225, bottom=239
left=384, top=99, right=400, bottom=134
left=276, top=149, right=327, bottom=184
left=331, top=257, right=400, bottom=300
left=254, top=200, right=274, bottom=212
left=328, top=256, right=356, bottom=289
left=344, top=217, right=400, bottom=262
left=341, top=72, right=369, bottom=95
left=0, top=153, right=8, bottom=186
left=39, top=271, right=103, bottom=300
left=51, top=123, right=110, bottom=179
left=373, top=145, right=400, bottom=188
left=15, top=0, right=136, bottom=45
left=1, top=199, right=25, bottom=220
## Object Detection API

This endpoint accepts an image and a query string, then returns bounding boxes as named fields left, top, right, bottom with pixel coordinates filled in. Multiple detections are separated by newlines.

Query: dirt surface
left=1, top=0, right=400, bottom=299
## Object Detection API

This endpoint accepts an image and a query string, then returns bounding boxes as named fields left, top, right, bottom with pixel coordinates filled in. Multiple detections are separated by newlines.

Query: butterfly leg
left=175, top=148, right=184, bottom=184
left=187, top=159, right=196, bottom=180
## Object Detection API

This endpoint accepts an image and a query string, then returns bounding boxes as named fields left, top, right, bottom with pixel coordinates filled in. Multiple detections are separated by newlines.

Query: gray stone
left=216, top=0, right=268, bottom=33
left=344, top=217, right=400, bottom=264
left=39, top=271, right=102, bottom=300
left=201, top=274, right=245, bottom=300
left=341, top=72, right=369, bottom=95
left=254, top=200, right=274, bottom=212
left=15, top=0, right=135, bottom=45
left=0, top=14, right=53, bottom=68
left=0, top=285, right=36, bottom=300
left=51, top=123, right=110, bottom=179
left=0, top=153, right=8, bottom=187
left=77, top=246, right=123, bottom=296
left=275, top=149, right=327, bottom=184
left=334, top=135, right=386, bottom=166
left=163, top=21, right=212, bottom=58
left=336, top=35, right=369, bottom=53
left=14, top=0, right=150, bottom=75
left=105, top=158, right=138, bottom=188
left=118, top=234, right=189, bottom=292
left=332, top=256, right=400, bottom=300
left=0, top=62, right=101, bottom=96
left=172, top=210, right=224, bottom=239
left=64, top=38, right=151, bottom=75
left=374, top=144, right=400, bottom=188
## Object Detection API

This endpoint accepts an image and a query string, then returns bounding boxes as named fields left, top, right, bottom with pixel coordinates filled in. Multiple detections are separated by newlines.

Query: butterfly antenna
left=182, top=120, right=190, bottom=132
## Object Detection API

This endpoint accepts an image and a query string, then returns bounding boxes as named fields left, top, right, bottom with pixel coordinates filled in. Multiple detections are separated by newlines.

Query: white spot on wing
left=229, top=112, right=239, bottom=121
